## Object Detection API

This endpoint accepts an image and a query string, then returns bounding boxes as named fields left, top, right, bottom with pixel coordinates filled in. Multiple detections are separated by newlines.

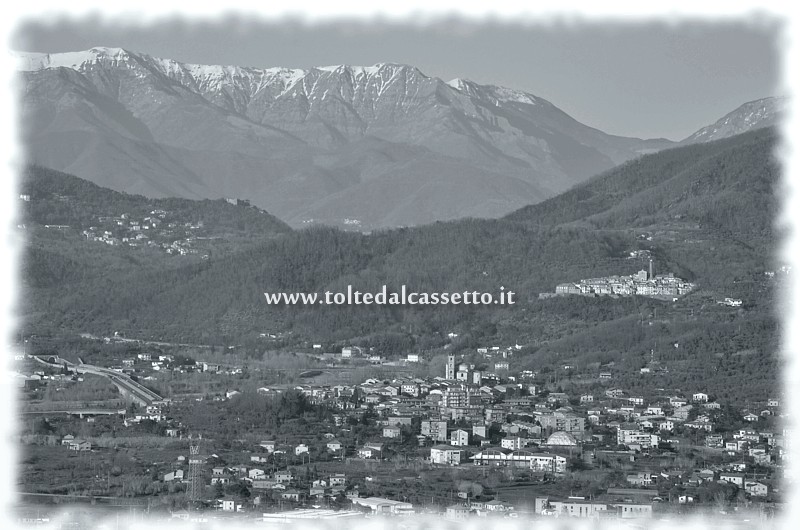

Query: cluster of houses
left=25, top=338, right=784, bottom=522
left=125, top=352, right=784, bottom=520
left=544, top=266, right=695, bottom=300
left=78, top=210, right=208, bottom=258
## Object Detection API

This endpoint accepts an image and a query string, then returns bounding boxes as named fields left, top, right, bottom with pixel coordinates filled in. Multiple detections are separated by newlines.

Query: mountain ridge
left=16, top=47, right=781, bottom=230
left=682, top=96, right=785, bottom=144
left=17, top=47, right=677, bottom=229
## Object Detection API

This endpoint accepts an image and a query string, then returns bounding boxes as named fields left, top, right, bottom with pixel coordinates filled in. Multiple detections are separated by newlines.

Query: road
left=32, top=355, right=163, bottom=406
left=21, top=408, right=126, bottom=416
left=75, top=364, right=163, bottom=406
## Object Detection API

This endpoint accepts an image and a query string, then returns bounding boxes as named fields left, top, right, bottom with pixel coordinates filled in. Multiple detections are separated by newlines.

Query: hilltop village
left=541, top=260, right=695, bottom=301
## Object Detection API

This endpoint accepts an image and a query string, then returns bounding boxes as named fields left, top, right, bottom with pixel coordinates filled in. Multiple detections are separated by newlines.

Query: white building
left=430, top=445, right=463, bottom=465
left=451, top=429, right=469, bottom=447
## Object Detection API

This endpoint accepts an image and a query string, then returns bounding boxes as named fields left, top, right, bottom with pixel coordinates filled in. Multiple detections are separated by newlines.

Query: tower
left=649, top=259, right=655, bottom=280
left=188, top=437, right=204, bottom=510
left=446, top=354, right=456, bottom=380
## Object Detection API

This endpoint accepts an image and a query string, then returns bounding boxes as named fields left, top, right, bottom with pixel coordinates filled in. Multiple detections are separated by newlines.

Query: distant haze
left=12, top=17, right=781, bottom=141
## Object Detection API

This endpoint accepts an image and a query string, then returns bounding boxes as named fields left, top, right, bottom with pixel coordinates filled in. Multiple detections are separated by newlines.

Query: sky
left=10, top=15, right=782, bottom=140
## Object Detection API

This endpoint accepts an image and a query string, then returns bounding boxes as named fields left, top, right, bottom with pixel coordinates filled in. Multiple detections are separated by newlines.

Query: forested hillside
left=507, top=128, right=779, bottom=252
left=18, top=128, right=784, bottom=402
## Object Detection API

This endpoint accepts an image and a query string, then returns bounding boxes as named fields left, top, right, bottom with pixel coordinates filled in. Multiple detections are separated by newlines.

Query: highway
left=32, top=355, right=163, bottom=406
left=74, top=364, right=162, bottom=406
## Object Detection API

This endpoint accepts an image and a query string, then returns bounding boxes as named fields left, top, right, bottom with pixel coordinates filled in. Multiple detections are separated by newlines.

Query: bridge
left=21, top=408, right=126, bottom=417
left=31, top=356, right=163, bottom=406
left=74, top=364, right=163, bottom=406
left=16, top=491, right=149, bottom=507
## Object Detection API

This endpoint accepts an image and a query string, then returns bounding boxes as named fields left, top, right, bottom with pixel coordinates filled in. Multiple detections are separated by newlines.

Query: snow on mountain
left=682, top=97, right=785, bottom=144
left=16, top=47, right=678, bottom=229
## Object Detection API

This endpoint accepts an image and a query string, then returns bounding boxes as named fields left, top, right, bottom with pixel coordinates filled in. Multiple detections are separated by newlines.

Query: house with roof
left=528, top=453, right=567, bottom=473
left=274, top=471, right=293, bottom=483
left=68, top=439, right=91, bottom=451
left=626, top=472, right=653, bottom=486
left=669, top=396, right=688, bottom=407
left=430, top=445, right=463, bottom=465
left=216, top=498, right=237, bottom=512
left=211, top=474, right=231, bottom=485
left=719, top=472, right=745, bottom=487
left=248, top=468, right=266, bottom=480
left=358, top=443, right=383, bottom=459
left=164, top=470, right=184, bottom=482
left=745, top=482, right=768, bottom=497
left=484, top=499, right=513, bottom=512
left=445, top=504, right=471, bottom=521
left=280, top=490, right=302, bottom=502
left=451, top=429, right=469, bottom=446
left=383, top=426, right=402, bottom=439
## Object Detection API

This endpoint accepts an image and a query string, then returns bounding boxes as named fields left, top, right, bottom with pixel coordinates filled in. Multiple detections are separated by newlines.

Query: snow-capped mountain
left=17, top=47, right=678, bottom=228
left=682, top=97, right=785, bottom=144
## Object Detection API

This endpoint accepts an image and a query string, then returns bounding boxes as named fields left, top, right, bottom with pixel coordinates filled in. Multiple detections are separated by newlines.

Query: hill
left=19, top=165, right=290, bottom=289
left=19, top=128, right=784, bottom=403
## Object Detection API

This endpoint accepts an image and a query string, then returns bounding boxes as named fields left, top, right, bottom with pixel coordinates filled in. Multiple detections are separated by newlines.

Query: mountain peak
left=16, top=46, right=136, bottom=72
left=682, top=96, right=785, bottom=144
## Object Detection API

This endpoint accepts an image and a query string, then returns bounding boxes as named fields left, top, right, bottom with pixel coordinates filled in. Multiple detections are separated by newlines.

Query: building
left=430, top=445, right=463, bottom=465
left=538, top=412, right=585, bottom=435
left=68, top=439, right=91, bottom=451
left=383, top=426, right=402, bottom=439
left=164, top=470, right=184, bottom=482
left=422, top=420, right=449, bottom=442
left=745, top=482, right=768, bottom=497
left=218, top=499, right=236, bottom=512
left=617, top=426, right=659, bottom=449
left=442, top=387, right=476, bottom=409
left=719, top=473, right=745, bottom=487
left=626, top=472, right=653, bottom=486
left=351, top=497, right=414, bottom=515
left=545, top=431, right=578, bottom=447
left=471, top=447, right=565, bottom=470
left=446, top=354, right=456, bottom=380
left=536, top=497, right=652, bottom=519
left=358, top=443, right=383, bottom=459
left=445, top=505, right=470, bottom=521
left=451, top=429, right=469, bottom=447
left=529, top=453, right=567, bottom=473
left=274, top=471, right=293, bottom=484
left=501, top=437, right=525, bottom=450
left=536, top=497, right=608, bottom=518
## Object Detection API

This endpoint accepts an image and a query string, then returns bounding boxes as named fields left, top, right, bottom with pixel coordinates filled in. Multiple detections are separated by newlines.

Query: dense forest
left=18, top=128, right=785, bottom=402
